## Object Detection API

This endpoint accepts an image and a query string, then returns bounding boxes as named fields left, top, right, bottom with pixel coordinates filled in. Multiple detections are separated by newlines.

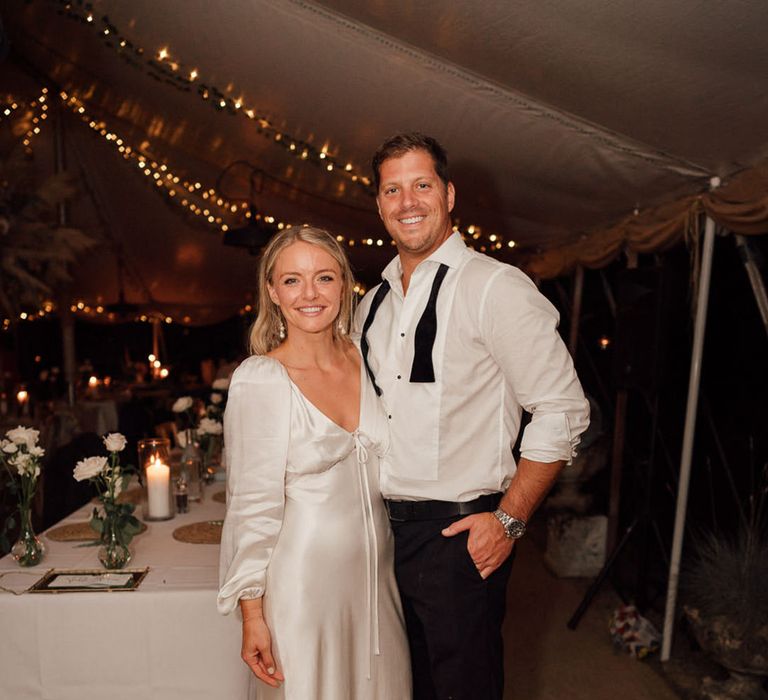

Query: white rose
left=198, top=417, right=223, bottom=436
left=172, top=396, right=194, bottom=413
left=6, top=426, right=40, bottom=449
left=3, top=442, right=18, bottom=454
left=11, top=452, right=32, bottom=475
left=210, top=392, right=223, bottom=405
left=73, top=455, right=108, bottom=481
left=29, top=445, right=45, bottom=458
left=212, top=378, right=230, bottom=390
left=103, top=433, right=127, bottom=452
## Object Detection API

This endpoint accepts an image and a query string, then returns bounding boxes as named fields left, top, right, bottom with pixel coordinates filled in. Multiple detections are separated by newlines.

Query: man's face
left=376, top=149, right=455, bottom=264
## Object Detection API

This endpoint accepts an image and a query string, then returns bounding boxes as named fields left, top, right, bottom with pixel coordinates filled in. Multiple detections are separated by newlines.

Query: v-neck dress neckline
left=266, top=349, right=365, bottom=436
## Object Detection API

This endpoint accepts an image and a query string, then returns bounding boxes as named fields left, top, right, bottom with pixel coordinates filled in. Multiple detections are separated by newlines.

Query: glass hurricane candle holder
left=137, top=438, right=174, bottom=521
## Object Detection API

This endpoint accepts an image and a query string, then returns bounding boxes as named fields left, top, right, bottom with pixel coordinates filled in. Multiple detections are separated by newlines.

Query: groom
left=356, top=132, right=589, bottom=699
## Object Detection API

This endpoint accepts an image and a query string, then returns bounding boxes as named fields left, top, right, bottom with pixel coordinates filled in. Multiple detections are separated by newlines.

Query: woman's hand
left=240, top=598, right=284, bottom=687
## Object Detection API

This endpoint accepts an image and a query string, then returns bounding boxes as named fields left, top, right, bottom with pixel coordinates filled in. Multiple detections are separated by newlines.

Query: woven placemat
left=90, top=488, right=143, bottom=506
left=46, top=521, right=147, bottom=542
left=212, top=491, right=226, bottom=504
left=172, top=521, right=223, bottom=544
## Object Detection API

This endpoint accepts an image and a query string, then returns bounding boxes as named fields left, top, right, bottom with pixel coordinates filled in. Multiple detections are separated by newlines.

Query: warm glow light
left=599, top=336, right=611, bottom=350
left=146, top=455, right=171, bottom=518
left=159, top=368, right=169, bottom=378
left=88, top=376, right=99, bottom=388
left=148, top=353, right=156, bottom=362
left=16, top=390, right=28, bottom=404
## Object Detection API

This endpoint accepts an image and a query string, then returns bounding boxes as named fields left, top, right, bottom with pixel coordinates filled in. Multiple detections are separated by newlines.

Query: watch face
left=494, top=509, right=526, bottom=539
left=507, top=519, right=526, bottom=538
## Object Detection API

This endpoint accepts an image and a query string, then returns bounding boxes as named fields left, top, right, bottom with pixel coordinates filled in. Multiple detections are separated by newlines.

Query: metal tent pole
left=734, top=234, right=768, bottom=340
left=568, top=265, right=584, bottom=357
left=660, top=214, right=716, bottom=661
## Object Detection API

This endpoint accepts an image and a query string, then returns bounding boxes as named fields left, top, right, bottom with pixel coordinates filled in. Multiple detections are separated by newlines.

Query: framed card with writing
left=27, top=568, right=149, bottom=593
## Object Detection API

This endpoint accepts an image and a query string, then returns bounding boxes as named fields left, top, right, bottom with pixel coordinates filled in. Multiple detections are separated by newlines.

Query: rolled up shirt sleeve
left=217, top=357, right=291, bottom=615
left=482, top=267, right=590, bottom=463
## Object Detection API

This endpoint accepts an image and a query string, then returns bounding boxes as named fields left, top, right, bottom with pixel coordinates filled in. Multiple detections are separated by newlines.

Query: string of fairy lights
left=1, top=88, right=50, bottom=155
left=33, top=0, right=374, bottom=193
left=59, top=90, right=516, bottom=253
left=27, top=0, right=519, bottom=252
left=3, top=84, right=517, bottom=328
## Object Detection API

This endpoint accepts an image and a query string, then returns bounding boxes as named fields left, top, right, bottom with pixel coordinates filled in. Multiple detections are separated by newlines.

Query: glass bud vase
left=180, top=430, right=204, bottom=502
left=98, top=517, right=131, bottom=569
left=11, top=505, right=45, bottom=567
left=202, top=434, right=223, bottom=484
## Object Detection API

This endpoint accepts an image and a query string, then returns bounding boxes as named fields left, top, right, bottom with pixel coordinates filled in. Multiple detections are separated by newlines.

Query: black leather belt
left=384, top=493, right=502, bottom=522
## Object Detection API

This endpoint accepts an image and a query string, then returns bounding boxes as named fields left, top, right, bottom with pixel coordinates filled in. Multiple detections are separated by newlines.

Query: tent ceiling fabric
left=3, top=0, right=768, bottom=322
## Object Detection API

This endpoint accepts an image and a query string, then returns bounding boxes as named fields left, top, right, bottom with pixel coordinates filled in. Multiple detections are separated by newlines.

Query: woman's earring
left=337, top=319, right=346, bottom=336
left=278, top=319, right=286, bottom=340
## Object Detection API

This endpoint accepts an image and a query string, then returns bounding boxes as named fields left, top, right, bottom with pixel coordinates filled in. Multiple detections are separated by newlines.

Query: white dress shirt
left=354, top=232, right=590, bottom=502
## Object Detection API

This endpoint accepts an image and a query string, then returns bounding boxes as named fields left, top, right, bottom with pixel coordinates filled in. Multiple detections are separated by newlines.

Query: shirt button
left=400, top=332, right=405, bottom=337
left=396, top=375, right=401, bottom=380
left=388, top=414, right=392, bottom=420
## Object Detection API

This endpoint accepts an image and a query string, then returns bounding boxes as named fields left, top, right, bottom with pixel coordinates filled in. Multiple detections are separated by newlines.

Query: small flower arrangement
left=197, top=416, right=224, bottom=475
left=73, top=432, right=142, bottom=568
left=0, top=426, right=45, bottom=566
left=172, top=395, right=197, bottom=434
left=172, top=388, right=226, bottom=483
left=208, top=378, right=230, bottom=421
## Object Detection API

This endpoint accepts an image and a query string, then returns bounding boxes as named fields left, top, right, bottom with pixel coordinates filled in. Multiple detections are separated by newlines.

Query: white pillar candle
left=146, top=456, right=171, bottom=519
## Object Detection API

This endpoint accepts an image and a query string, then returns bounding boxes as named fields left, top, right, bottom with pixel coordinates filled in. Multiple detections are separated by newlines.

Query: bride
left=218, top=227, right=410, bottom=699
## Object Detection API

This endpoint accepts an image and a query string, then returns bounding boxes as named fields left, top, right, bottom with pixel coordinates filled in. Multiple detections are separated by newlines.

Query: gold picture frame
left=27, top=568, right=149, bottom=593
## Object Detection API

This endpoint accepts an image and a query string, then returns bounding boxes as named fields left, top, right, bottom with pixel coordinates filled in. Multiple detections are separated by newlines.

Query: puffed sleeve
left=217, top=356, right=291, bottom=615
left=481, top=266, right=590, bottom=463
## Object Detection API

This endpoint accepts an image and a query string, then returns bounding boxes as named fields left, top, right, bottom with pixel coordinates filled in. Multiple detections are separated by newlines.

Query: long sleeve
left=217, top=356, right=292, bottom=615
left=481, top=266, right=590, bottom=463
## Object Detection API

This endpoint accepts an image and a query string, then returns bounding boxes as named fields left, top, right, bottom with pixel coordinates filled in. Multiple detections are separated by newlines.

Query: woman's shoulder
left=229, top=354, right=289, bottom=387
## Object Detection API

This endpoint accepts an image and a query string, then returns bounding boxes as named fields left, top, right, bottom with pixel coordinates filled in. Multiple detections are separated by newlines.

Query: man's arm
left=442, top=456, right=564, bottom=579
left=443, top=267, right=589, bottom=578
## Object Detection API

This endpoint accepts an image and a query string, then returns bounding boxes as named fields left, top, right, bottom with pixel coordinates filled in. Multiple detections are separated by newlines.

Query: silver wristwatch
left=492, top=508, right=527, bottom=539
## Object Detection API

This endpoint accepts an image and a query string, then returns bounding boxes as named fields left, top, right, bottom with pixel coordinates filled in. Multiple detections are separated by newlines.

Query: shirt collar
left=381, top=232, right=468, bottom=288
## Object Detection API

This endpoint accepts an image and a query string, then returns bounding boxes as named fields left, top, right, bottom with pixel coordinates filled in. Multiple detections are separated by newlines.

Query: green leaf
left=123, top=516, right=142, bottom=534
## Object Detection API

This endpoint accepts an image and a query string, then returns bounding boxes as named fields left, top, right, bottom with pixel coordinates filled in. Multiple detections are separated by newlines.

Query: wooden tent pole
left=54, top=102, right=76, bottom=407
left=660, top=214, right=716, bottom=660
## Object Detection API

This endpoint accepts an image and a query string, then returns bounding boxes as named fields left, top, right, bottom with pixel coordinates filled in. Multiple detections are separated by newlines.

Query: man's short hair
left=371, top=132, right=450, bottom=191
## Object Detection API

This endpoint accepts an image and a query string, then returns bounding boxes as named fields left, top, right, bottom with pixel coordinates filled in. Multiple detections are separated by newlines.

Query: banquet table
left=0, top=488, right=253, bottom=700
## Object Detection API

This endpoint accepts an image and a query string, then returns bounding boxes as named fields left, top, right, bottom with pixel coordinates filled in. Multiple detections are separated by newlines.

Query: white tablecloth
left=0, top=490, right=253, bottom=700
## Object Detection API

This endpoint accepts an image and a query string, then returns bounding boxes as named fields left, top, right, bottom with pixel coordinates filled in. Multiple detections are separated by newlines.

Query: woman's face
left=267, top=241, right=343, bottom=339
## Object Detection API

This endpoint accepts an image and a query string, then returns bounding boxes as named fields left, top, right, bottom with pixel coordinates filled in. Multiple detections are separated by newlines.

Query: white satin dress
left=218, top=354, right=411, bottom=699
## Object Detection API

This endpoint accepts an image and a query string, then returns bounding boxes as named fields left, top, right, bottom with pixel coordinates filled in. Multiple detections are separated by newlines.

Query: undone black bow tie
left=360, top=263, right=449, bottom=396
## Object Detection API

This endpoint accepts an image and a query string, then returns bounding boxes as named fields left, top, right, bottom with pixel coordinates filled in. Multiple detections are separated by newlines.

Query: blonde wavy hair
left=249, top=226, right=356, bottom=355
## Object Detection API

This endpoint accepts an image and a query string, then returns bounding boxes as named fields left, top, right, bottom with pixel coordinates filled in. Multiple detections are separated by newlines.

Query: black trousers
left=391, top=515, right=515, bottom=700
